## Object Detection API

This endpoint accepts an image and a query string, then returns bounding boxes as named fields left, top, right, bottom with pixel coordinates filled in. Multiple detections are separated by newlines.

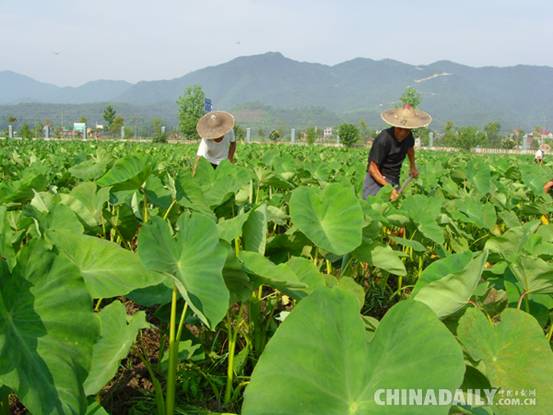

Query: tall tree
left=484, top=121, right=501, bottom=147
left=455, top=126, right=486, bottom=151
left=269, top=129, right=281, bottom=142
left=7, top=115, right=17, bottom=125
left=234, top=124, right=246, bottom=141
left=103, top=105, right=116, bottom=129
left=32, top=122, right=44, bottom=139
left=337, top=123, right=360, bottom=147
left=442, top=121, right=457, bottom=146
left=305, top=127, right=318, bottom=145
left=151, top=117, right=167, bottom=143
left=20, top=123, right=32, bottom=139
left=110, top=116, right=124, bottom=135
left=400, top=87, right=422, bottom=108
left=177, top=85, right=205, bottom=139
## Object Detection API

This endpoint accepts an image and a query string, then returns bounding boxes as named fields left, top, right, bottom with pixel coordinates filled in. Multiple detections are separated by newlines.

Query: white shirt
left=196, top=129, right=235, bottom=165
left=535, top=149, right=544, bottom=160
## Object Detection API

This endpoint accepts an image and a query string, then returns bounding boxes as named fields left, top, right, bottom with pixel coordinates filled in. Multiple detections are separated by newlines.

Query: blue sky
left=1, top=0, right=552, bottom=86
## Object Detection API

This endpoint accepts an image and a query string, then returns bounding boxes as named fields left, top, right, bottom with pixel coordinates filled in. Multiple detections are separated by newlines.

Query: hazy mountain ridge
left=2, top=52, right=553, bottom=129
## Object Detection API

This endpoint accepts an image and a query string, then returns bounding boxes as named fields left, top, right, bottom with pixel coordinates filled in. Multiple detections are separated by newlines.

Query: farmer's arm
left=407, top=147, right=419, bottom=178
left=368, top=161, right=389, bottom=186
left=545, top=180, right=553, bottom=193
left=367, top=136, right=390, bottom=185
left=369, top=161, right=399, bottom=201
left=228, top=141, right=236, bottom=163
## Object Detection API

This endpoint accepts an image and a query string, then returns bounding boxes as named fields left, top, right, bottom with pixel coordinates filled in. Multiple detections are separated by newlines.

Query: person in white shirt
left=193, top=111, right=237, bottom=175
left=535, top=148, right=544, bottom=164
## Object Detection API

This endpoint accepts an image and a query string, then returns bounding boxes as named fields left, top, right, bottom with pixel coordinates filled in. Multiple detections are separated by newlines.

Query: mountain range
left=1, top=52, right=553, bottom=130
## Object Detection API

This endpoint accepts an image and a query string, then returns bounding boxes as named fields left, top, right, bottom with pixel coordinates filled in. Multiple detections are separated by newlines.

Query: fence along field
left=0, top=139, right=552, bottom=415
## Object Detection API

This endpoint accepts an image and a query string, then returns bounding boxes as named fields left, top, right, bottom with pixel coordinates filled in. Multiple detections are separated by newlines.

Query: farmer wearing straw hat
left=193, top=111, right=236, bottom=175
left=363, top=104, right=432, bottom=201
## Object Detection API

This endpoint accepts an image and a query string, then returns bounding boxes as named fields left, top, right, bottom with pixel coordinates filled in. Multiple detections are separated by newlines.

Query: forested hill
left=2, top=52, right=553, bottom=129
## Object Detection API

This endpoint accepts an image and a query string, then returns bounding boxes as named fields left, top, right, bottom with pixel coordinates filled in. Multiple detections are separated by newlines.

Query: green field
left=1, top=140, right=553, bottom=415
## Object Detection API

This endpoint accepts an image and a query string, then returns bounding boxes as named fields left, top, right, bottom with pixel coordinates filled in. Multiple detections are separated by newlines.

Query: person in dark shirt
left=363, top=104, right=432, bottom=201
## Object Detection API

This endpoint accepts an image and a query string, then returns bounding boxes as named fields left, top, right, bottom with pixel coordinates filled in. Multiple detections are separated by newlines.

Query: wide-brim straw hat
left=196, top=111, right=235, bottom=139
left=381, top=104, right=432, bottom=129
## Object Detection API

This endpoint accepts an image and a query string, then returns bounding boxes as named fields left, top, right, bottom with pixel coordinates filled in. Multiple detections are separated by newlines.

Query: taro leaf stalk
left=138, top=214, right=229, bottom=415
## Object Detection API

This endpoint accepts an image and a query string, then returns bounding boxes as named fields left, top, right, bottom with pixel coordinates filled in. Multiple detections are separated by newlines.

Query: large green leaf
left=138, top=214, right=229, bottom=329
left=0, top=206, right=16, bottom=269
left=193, top=160, right=252, bottom=207
left=413, top=251, right=488, bottom=318
left=400, top=194, right=442, bottom=224
left=457, top=308, right=553, bottom=415
left=289, top=183, right=363, bottom=255
left=217, top=211, right=251, bottom=243
left=485, top=221, right=540, bottom=262
left=510, top=255, right=553, bottom=294
left=97, top=155, right=152, bottom=190
left=0, top=241, right=99, bottom=415
left=48, top=229, right=164, bottom=298
left=239, top=251, right=307, bottom=295
left=84, top=301, right=149, bottom=395
left=243, top=204, right=268, bottom=254
left=69, top=159, right=110, bottom=181
left=60, top=182, right=109, bottom=228
left=353, top=243, right=407, bottom=276
left=242, top=289, right=465, bottom=414
left=519, top=163, right=551, bottom=197
left=455, top=198, right=497, bottom=230
left=418, top=221, right=445, bottom=245
left=467, top=159, right=492, bottom=195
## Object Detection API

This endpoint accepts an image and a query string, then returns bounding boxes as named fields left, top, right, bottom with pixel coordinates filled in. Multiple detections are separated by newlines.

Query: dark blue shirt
left=368, top=127, right=414, bottom=184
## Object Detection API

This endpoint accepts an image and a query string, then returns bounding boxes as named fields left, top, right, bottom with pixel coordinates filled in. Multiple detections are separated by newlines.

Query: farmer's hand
left=410, top=166, right=419, bottom=178
left=390, top=188, right=400, bottom=202
left=544, top=180, right=553, bottom=193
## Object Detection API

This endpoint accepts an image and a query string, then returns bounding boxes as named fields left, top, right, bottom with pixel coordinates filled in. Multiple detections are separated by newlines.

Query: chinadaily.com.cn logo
left=373, top=388, right=537, bottom=407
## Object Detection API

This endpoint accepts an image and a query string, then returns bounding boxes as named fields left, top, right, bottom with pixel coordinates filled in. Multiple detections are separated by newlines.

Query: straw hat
left=196, top=111, right=235, bottom=139
left=381, top=104, right=432, bottom=129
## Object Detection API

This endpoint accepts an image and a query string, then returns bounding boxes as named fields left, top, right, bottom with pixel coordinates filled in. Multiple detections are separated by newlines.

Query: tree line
left=2, top=86, right=549, bottom=150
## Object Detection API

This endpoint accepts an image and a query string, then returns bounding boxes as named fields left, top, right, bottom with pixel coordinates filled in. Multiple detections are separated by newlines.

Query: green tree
left=501, top=136, right=517, bottom=149
left=484, top=121, right=501, bottom=148
left=79, top=116, right=88, bottom=124
left=337, top=123, right=360, bottom=147
left=110, top=116, right=124, bottom=136
left=103, top=105, right=116, bottom=129
left=400, top=87, right=422, bottom=108
left=177, top=85, right=205, bottom=139
left=455, top=126, right=486, bottom=151
left=358, top=119, right=377, bottom=143
left=151, top=117, right=167, bottom=143
left=7, top=115, right=17, bottom=125
left=269, top=129, right=281, bottom=142
left=305, top=127, right=318, bottom=145
left=32, top=122, right=44, bottom=138
left=414, top=127, right=431, bottom=146
left=20, top=123, right=32, bottom=139
left=234, top=124, right=246, bottom=141
left=442, top=121, right=457, bottom=146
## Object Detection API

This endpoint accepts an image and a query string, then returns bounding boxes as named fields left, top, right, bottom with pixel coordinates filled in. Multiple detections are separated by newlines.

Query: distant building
left=323, top=127, right=333, bottom=138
